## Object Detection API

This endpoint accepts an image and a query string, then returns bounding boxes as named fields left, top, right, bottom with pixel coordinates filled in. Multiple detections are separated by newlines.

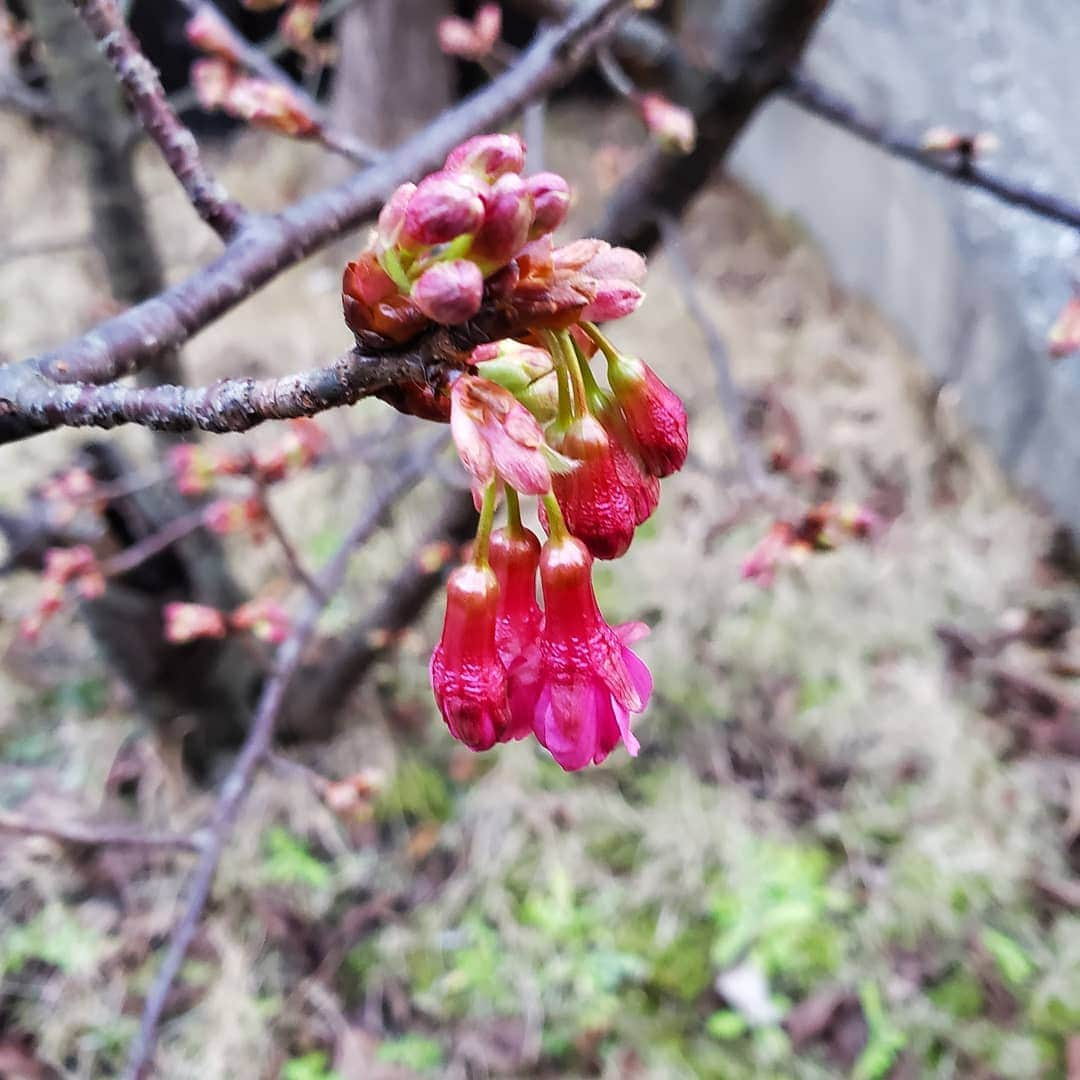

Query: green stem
left=473, top=481, right=499, bottom=567
left=556, top=330, right=589, bottom=415
left=572, top=336, right=605, bottom=405
left=542, top=492, right=569, bottom=542
left=581, top=321, right=622, bottom=366
left=542, top=330, right=574, bottom=428
left=505, top=486, right=523, bottom=536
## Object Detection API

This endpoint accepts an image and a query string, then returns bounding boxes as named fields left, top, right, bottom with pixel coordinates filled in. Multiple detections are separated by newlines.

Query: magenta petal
left=620, top=646, right=653, bottom=712
left=612, top=699, right=640, bottom=758
left=590, top=682, right=622, bottom=765
left=616, top=621, right=650, bottom=647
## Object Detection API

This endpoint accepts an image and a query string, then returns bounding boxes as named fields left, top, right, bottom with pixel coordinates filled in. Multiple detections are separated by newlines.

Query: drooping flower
left=606, top=352, right=688, bottom=477
left=532, top=534, right=651, bottom=770
left=489, top=525, right=544, bottom=737
left=429, top=562, right=514, bottom=751
left=546, top=413, right=637, bottom=559
left=450, top=375, right=552, bottom=498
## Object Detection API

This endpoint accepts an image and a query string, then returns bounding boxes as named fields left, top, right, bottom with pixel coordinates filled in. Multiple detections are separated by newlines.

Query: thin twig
left=658, top=212, right=767, bottom=492
left=780, top=72, right=1080, bottom=233
left=72, top=0, right=244, bottom=239
left=254, top=482, right=326, bottom=601
left=123, top=436, right=449, bottom=1078
left=100, top=508, right=207, bottom=578
left=0, top=809, right=202, bottom=852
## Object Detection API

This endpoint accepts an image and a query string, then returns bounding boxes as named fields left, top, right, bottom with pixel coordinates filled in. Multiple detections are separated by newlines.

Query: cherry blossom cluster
left=343, top=135, right=688, bottom=770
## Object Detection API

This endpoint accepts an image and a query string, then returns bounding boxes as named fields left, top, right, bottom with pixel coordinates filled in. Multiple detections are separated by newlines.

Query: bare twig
left=72, top=0, right=244, bottom=239
left=0, top=0, right=630, bottom=417
left=779, top=73, right=1080, bottom=232
left=100, top=508, right=207, bottom=577
left=0, top=809, right=202, bottom=851
left=123, top=435, right=449, bottom=1077
left=658, top=213, right=767, bottom=491
left=254, top=482, right=326, bottom=601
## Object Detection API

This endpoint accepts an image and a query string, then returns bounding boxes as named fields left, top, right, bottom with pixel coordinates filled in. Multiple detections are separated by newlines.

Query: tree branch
left=0, top=0, right=628, bottom=411
left=778, top=73, right=1080, bottom=233
left=71, top=0, right=244, bottom=239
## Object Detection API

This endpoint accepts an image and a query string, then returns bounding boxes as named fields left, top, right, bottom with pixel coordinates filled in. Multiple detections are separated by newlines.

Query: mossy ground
left=0, top=106, right=1078, bottom=1079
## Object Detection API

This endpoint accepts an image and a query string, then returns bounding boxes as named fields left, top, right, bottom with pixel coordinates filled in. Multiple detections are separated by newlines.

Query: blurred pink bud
left=1049, top=294, right=1080, bottom=360
left=402, top=174, right=486, bottom=248
left=185, top=8, right=243, bottom=64
left=202, top=498, right=266, bottom=536
left=741, top=522, right=794, bottom=587
left=921, top=126, right=999, bottom=157
left=226, top=77, right=320, bottom=137
left=191, top=58, right=235, bottom=110
left=525, top=172, right=571, bottom=237
left=445, top=133, right=525, bottom=179
left=163, top=602, right=228, bottom=644
left=230, top=599, right=291, bottom=644
left=437, top=2, right=502, bottom=60
left=638, top=93, right=696, bottom=154
left=471, top=173, right=533, bottom=269
left=412, top=259, right=484, bottom=324
left=279, top=0, right=320, bottom=54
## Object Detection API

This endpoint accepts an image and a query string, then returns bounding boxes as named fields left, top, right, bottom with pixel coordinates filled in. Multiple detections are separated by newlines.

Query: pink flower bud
left=525, top=172, right=571, bottom=237
left=191, top=58, right=235, bottom=111
left=437, top=2, right=502, bottom=60
left=412, top=259, right=484, bottom=325
left=430, top=562, right=513, bottom=751
left=471, top=173, right=534, bottom=271
left=581, top=282, right=644, bottom=322
left=638, top=93, right=696, bottom=154
left=163, top=602, right=228, bottom=644
left=1049, top=294, right=1080, bottom=360
left=402, top=174, right=485, bottom=248
left=547, top=415, right=637, bottom=560
left=607, top=354, right=688, bottom=477
left=185, top=9, right=243, bottom=64
left=445, top=133, right=526, bottom=179
left=377, top=182, right=416, bottom=250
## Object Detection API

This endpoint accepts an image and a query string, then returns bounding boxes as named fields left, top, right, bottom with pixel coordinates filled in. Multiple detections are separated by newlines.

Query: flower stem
left=581, top=321, right=622, bottom=366
left=572, top=336, right=605, bottom=406
left=543, top=330, right=574, bottom=428
left=542, top=492, right=569, bottom=542
left=473, top=481, right=499, bottom=566
left=505, top=485, right=523, bottom=535
left=556, top=330, right=589, bottom=415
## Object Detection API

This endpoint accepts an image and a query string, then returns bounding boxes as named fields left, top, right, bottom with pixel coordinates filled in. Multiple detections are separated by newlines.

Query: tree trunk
left=330, top=0, right=454, bottom=150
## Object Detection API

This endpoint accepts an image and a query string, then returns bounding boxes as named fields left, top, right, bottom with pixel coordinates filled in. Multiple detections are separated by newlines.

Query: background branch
left=73, top=0, right=244, bottom=239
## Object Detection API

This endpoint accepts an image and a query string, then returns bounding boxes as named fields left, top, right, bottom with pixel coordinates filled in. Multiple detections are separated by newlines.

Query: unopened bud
left=638, top=93, right=696, bottom=154
left=445, top=133, right=525, bottom=180
left=471, top=173, right=533, bottom=270
left=412, top=259, right=484, bottom=325
left=525, top=171, right=571, bottom=237
left=402, top=173, right=486, bottom=248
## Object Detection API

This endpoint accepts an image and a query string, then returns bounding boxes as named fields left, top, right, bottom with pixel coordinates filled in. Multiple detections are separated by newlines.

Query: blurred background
left=0, top=1, right=1079, bottom=1078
